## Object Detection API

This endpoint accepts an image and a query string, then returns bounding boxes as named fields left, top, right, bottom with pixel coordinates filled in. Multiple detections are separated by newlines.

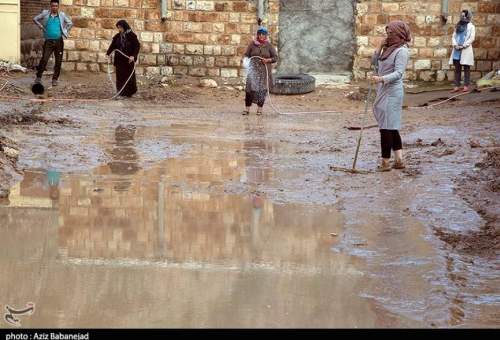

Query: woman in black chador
left=106, top=20, right=140, bottom=98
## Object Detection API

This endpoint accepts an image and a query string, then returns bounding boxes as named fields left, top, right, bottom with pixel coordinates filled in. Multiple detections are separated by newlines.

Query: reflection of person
left=106, top=20, right=141, bottom=99
left=242, top=26, right=278, bottom=116
left=33, top=0, right=73, bottom=87
left=370, top=21, right=411, bottom=172
left=108, top=125, right=140, bottom=191
left=449, top=10, right=475, bottom=93
left=47, top=169, right=60, bottom=200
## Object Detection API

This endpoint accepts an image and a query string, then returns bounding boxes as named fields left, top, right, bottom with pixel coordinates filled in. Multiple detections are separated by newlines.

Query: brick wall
left=21, top=0, right=46, bottom=67
left=354, top=0, right=500, bottom=82
left=21, top=0, right=499, bottom=81
left=59, top=0, right=280, bottom=78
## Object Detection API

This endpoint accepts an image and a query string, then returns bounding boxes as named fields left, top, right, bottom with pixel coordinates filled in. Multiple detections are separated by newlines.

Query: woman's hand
left=261, top=58, right=272, bottom=64
left=369, top=75, right=384, bottom=84
left=128, top=56, right=135, bottom=63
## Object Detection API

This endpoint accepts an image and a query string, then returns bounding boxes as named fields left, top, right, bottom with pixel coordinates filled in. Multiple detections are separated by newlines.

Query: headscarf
left=116, top=20, right=132, bottom=49
left=254, top=27, right=269, bottom=46
left=456, top=10, right=471, bottom=33
left=379, top=20, right=411, bottom=61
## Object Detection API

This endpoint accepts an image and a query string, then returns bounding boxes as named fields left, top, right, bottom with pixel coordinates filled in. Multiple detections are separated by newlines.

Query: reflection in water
left=108, top=125, right=140, bottom=192
left=0, top=132, right=379, bottom=327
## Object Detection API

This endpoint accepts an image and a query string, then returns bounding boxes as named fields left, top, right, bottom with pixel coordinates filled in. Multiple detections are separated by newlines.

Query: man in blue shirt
left=33, top=0, right=73, bottom=87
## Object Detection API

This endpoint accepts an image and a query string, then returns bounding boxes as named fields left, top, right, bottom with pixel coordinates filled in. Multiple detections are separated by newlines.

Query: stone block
left=81, top=7, right=95, bottom=18
left=221, top=68, right=238, bottom=78
left=186, top=44, right=204, bottom=55
left=415, top=59, right=431, bottom=70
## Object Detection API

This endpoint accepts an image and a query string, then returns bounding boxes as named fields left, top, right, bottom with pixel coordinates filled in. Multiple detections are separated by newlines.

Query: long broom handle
left=352, top=68, right=376, bottom=170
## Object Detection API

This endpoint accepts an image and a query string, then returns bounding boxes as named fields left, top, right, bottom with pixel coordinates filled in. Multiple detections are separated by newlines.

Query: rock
left=469, top=139, right=481, bottom=148
left=160, top=76, right=169, bottom=83
left=161, top=83, right=169, bottom=88
left=431, top=138, right=445, bottom=147
left=199, top=78, right=218, bottom=88
left=3, top=146, right=19, bottom=159
left=235, top=86, right=244, bottom=91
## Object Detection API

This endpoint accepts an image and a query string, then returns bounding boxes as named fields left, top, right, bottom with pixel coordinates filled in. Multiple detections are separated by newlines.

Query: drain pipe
left=161, top=0, right=168, bottom=21
left=257, top=0, right=265, bottom=23
left=441, top=0, right=448, bottom=24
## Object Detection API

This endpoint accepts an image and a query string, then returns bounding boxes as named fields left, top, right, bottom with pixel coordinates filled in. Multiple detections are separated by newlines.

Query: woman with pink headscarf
left=370, top=21, right=411, bottom=172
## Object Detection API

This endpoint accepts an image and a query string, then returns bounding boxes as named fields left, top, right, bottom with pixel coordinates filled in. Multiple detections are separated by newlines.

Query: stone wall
left=354, top=0, right=500, bottom=82
left=57, top=0, right=279, bottom=78
left=20, top=0, right=499, bottom=82
left=21, top=0, right=45, bottom=68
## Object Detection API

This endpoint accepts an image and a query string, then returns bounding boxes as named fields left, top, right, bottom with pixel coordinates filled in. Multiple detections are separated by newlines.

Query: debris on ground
left=199, top=78, right=218, bottom=88
left=0, top=60, right=28, bottom=73
left=431, top=138, right=446, bottom=147
left=468, top=139, right=482, bottom=148
left=476, top=69, right=500, bottom=88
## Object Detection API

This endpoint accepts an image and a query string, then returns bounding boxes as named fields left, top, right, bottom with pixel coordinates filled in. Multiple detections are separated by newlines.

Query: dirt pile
left=436, top=148, right=500, bottom=256
left=0, top=136, right=20, bottom=198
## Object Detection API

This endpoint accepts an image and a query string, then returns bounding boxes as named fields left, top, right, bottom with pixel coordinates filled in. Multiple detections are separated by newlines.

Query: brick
left=204, top=45, right=214, bottom=55
left=160, top=42, right=173, bottom=54
left=81, top=7, right=95, bottom=18
left=222, top=46, right=235, bottom=55
left=89, top=63, right=100, bottom=72
left=231, top=35, right=241, bottom=45
left=62, top=62, right=76, bottom=71
left=232, top=1, right=248, bottom=12
left=414, top=59, right=431, bottom=70
left=160, top=66, right=173, bottom=75
left=173, top=0, right=185, bottom=9
left=357, top=36, right=368, bottom=47
left=173, top=66, right=188, bottom=75
left=67, top=51, right=80, bottom=61
left=220, top=68, right=238, bottom=78
left=434, top=48, right=448, bottom=58
left=140, top=54, right=157, bottom=65
left=114, top=0, right=129, bottom=6
left=229, top=13, right=240, bottom=23
left=154, top=33, right=163, bottom=43
left=167, top=56, right=179, bottom=66
left=476, top=60, right=492, bottom=71
left=413, top=37, right=426, bottom=48
left=427, top=37, right=441, bottom=47
left=174, top=44, right=185, bottom=54
left=193, top=56, right=205, bottom=66
left=141, top=32, right=154, bottom=42
left=206, top=56, right=215, bottom=67
left=207, top=68, right=220, bottom=77
left=213, top=46, right=222, bottom=55
left=152, top=43, right=160, bottom=54
left=76, top=40, right=89, bottom=50
left=196, top=1, right=214, bottom=11
left=215, top=56, right=227, bottom=67
left=145, top=67, right=161, bottom=75
left=89, top=41, right=100, bottom=52
left=186, top=44, right=204, bottom=55
left=381, top=3, right=399, bottom=13
left=431, top=60, right=441, bottom=70
left=87, top=0, right=100, bottom=6
left=180, top=56, right=193, bottom=65
left=213, top=23, right=225, bottom=33
left=76, top=63, right=88, bottom=71
left=65, top=40, right=76, bottom=50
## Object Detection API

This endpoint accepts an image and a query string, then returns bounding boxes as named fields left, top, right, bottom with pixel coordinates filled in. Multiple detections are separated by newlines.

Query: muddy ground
left=0, top=71, right=499, bottom=328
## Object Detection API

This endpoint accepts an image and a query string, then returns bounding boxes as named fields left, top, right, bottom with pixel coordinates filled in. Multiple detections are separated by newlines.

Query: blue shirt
left=45, top=14, right=62, bottom=40
left=453, top=30, right=466, bottom=61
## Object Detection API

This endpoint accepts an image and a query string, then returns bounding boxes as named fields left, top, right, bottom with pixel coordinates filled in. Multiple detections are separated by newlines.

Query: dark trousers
left=453, top=59, right=470, bottom=87
left=245, top=91, right=266, bottom=108
left=380, top=129, right=402, bottom=159
left=37, top=38, right=64, bottom=80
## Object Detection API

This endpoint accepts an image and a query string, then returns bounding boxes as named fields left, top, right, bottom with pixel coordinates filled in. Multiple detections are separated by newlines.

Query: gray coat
left=372, top=46, right=409, bottom=130
left=33, top=10, right=73, bottom=39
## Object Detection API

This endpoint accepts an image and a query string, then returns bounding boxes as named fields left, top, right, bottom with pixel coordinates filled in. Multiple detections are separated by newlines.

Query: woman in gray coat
left=370, top=21, right=411, bottom=172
